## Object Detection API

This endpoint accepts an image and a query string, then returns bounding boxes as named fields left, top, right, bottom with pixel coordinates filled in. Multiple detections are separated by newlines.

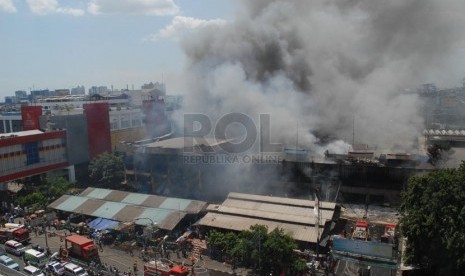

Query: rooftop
left=197, top=192, right=339, bottom=243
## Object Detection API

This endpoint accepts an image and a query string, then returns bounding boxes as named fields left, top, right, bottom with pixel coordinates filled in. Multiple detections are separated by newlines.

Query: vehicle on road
left=0, top=223, right=31, bottom=243
left=144, top=259, right=190, bottom=276
left=4, top=239, right=26, bottom=256
left=64, top=235, right=99, bottom=262
left=24, top=264, right=45, bottom=276
left=24, top=248, right=48, bottom=268
left=0, top=254, right=20, bottom=271
left=46, top=260, right=65, bottom=275
left=63, top=262, right=88, bottom=276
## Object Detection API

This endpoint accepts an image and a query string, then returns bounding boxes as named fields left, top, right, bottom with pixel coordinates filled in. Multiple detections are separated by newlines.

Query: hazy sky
left=0, top=0, right=236, bottom=98
left=1, top=0, right=465, bottom=102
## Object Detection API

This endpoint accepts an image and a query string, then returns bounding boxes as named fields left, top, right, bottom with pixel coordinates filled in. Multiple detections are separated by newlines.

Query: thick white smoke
left=176, top=0, right=464, bottom=155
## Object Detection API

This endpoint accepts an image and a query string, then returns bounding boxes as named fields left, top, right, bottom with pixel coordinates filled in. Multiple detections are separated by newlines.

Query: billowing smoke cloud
left=177, top=0, right=464, bottom=155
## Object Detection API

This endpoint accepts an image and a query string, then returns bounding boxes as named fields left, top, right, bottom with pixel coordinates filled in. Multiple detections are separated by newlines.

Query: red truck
left=64, top=235, right=99, bottom=262
left=0, top=223, right=30, bottom=243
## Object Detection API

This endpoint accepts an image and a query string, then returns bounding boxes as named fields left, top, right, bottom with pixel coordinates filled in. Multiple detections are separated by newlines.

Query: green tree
left=17, top=192, right=46, bottom=208
left=291, top=258, right=309, bottom=275
left=400, top=162, right=465, bottom=275
left=45, top=177, right=70, bottom=201
left=88, top=152, right=125, bottom=188
left=262, top=228, right=298, bottom=275
left=207, top=225, right=298, bottom=275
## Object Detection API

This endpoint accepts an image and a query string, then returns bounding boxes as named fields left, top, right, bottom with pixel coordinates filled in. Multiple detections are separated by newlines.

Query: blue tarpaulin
left=87, top=217, right=119, bottom=230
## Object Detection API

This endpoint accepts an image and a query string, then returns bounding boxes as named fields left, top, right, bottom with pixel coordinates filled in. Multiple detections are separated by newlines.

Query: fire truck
left=0, top=223, right=31, bottom=244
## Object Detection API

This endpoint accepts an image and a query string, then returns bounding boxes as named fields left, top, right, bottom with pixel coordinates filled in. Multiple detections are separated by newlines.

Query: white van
left=24, top=265, right=45, bottom=276
left=4, top=240, right=26, bottom=256
left=64, top=262, right=88, bottom=276
left=23, top=249, right=48, bottom=268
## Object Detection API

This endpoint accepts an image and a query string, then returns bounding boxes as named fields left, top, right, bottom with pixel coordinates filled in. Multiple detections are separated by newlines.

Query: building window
left=24, top=142, right=40, bottom=165
left=121, top=120, right=130, bottom=129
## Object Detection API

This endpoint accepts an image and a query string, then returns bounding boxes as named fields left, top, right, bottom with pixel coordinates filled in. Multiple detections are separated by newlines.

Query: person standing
left=133, top=260, right=138, bottom=274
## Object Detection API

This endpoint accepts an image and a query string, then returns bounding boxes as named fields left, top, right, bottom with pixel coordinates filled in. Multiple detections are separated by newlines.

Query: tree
left=17, top=192, right=46, bottom=208
left=17, top=177, right=70, bottom=209
left=262, top=228, right=298, bottom=275
left=44, top=177, right=70, bottom=201
left=89, top=152, right=125, bottom=188
left=207, top=224, right=298, bottom=275
left=400, top=162, right=465, bottom=275
left=206, top=230, right=238, bottom=261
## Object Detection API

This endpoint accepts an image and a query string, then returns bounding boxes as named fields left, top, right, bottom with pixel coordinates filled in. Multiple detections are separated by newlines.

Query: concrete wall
left=40, top=114, right=90, bottom=165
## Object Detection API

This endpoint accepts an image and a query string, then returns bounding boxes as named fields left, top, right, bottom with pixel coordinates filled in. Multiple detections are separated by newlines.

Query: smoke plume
left=177, top=0, right=464, bottom=154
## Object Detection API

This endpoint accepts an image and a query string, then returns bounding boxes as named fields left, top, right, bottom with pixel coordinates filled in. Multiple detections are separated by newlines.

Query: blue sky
left=0, top=0, right=236, bottom=98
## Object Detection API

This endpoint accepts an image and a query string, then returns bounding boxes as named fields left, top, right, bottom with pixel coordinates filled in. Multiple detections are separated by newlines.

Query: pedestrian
left=98, top=239, right=103, bottom=252
left=133, top=260, right=138, bottom=274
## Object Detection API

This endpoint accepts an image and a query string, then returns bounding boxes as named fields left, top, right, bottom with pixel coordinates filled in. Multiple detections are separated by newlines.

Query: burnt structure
left=128, top=139, right=427, bottom=205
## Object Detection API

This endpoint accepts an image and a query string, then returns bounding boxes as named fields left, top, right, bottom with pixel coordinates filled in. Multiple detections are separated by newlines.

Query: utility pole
left=43, top=215, right=49, bottom=250
left=314, top=189, right=320, bottom=261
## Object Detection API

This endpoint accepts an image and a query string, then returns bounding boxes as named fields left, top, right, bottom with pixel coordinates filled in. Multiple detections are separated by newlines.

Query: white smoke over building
left=175, top=0, right=464, bottom=155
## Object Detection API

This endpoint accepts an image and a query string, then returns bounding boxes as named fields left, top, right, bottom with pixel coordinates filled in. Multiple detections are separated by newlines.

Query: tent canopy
left=87, top=217, right=119, bottom=230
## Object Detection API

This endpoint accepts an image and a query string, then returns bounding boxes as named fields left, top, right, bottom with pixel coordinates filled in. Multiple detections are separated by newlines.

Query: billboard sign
left=332, top=235, right=394, bottom=260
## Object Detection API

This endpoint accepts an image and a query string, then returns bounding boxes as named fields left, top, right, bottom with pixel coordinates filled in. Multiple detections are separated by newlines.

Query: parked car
left=24, top=265, right=45, bottom=276
left=46, top=261, right=65, bottom=275
left=4, top=239, right=26, bottom=256
left=0, top=254, right=20, bottom=271
left=63, top=262, right=88, bottom=276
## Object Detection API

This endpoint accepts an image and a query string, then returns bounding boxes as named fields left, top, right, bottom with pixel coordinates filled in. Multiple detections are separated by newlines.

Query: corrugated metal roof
left=80, top=187, right=207, bottom=213
left=159, top=198, right=192, bottom=211
left=200, top=193, right=339, bottom=244
left=136, top=208, right=186, bottom=231
left=47, top=195, right=70, bottom=209
left=49, top=186, right=209, bottom=231
left=222, top=198, right=334, bottom=221
left=103, top=190, right=128, bottom=202
left=208, top=204, right=328, bottom=225
left=228, top=192, right=336, bottom=210
left=141, top=196, right=166, bottom=208
left=74, top=198, right=105, bottom=215
left=123, top=193, right=150, bottom=205
left=92, top=202, right=127, bottom=219
left=55, top=196, right=88, bottom=212
left=112, top=205, right=144, bottom=223
left=85, top=188, right=112, bottom=199
left=197, top=213, right=322, bottom=243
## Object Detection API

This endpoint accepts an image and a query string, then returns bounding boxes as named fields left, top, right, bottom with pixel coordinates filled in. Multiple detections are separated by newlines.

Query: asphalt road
left=4, top=229, right=245, bottom=276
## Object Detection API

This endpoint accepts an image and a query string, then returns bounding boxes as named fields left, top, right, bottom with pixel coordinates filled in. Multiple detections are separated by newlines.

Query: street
left=4, top=223, right=249, bottom=276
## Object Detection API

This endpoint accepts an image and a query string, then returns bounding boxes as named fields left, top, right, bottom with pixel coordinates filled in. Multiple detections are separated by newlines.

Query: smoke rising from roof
left=177, top=0, right=464, bottom=154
